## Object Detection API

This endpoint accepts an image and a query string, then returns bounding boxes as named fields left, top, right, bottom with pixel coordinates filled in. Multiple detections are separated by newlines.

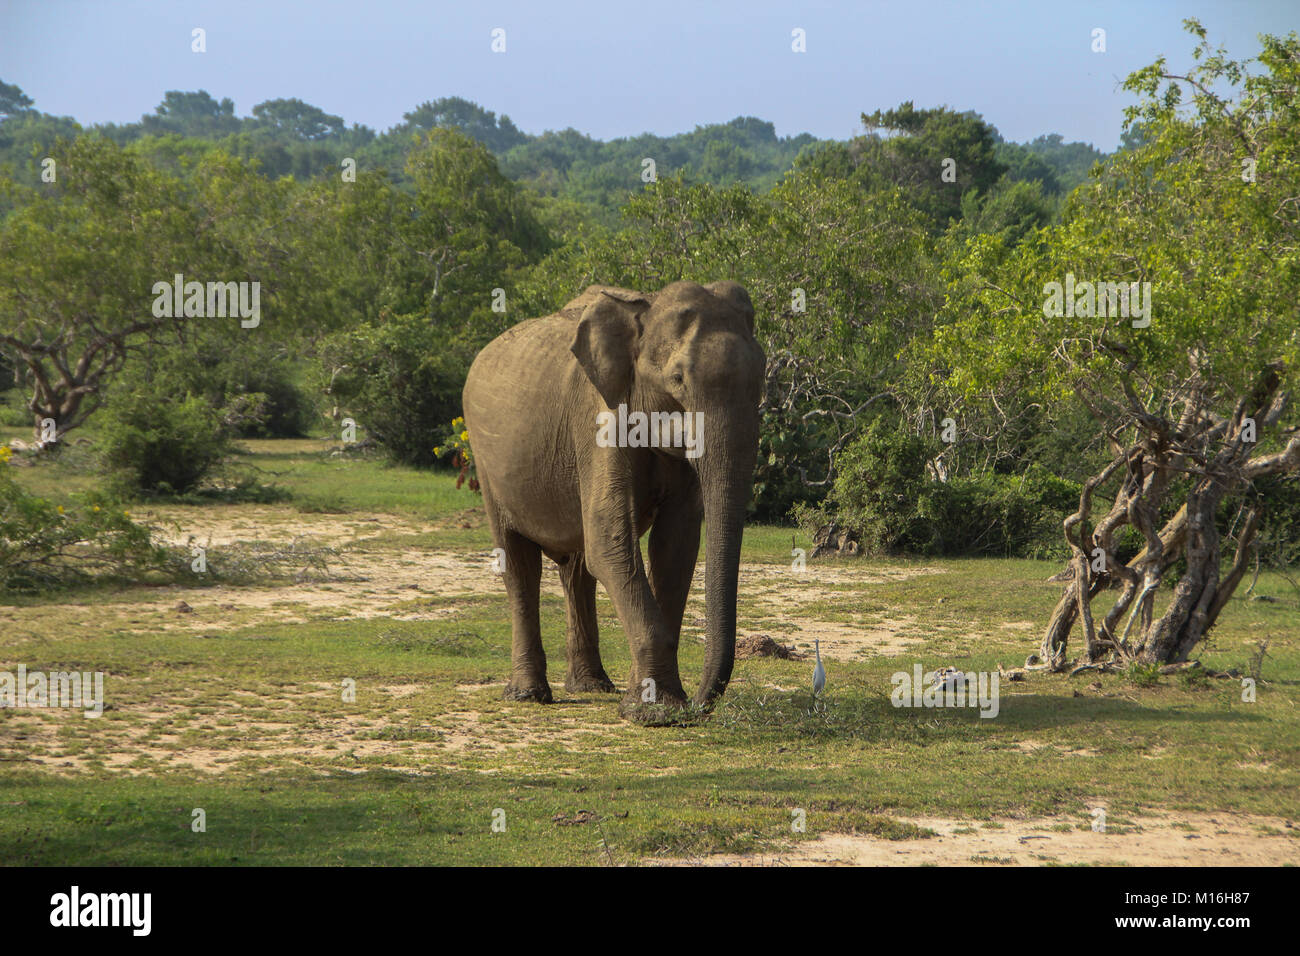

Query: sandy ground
left=8, top=506, right=1295, bottom=866
left=0, top=508, right=945, bottom=659
left=4, top=681, right=609, bottom=776
left=655, top=810, right=1300, bottom=866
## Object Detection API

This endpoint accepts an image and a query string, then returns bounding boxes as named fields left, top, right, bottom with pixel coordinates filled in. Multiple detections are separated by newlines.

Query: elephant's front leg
left=582, top=508, right=688, bottom=717
left=558, top=553, right=615, bottom=693
left=647, top=480, right=703, bottom=651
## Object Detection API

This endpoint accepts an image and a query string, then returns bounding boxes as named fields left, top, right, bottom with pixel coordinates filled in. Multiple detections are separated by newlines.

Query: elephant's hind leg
left=559, top=553, right=615, bottom=693
left=497, top=527, right=552, bottom=703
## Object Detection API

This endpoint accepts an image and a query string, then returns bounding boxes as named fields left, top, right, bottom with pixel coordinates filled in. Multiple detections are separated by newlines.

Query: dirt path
left=1, top=507, right=944, bottom=657
left=656, top=811, right=1300, bottom=866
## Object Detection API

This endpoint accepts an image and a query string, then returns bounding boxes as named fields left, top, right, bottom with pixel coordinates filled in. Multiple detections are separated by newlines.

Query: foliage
left=318, top=314, right=472, bottom=468
left=915, top=21, right=1300, bottom=663
left=1252, top=475, right=1300, bottom=570
left=120, top=338, right=316, bottom=439
left=925, top=26, right=1300, bottom=427
left=433, top=416, right=478, bottom=490
left=1017, top=133, right=1108, bottom=190
left=97, top=385, right=236, bottom=497
left=1126, top=661, right=1162, bottom=688
left=316, top=130, right=550, bottom=467
left=796, top=103, right=1008, bottom=232
left=398, top=97, right=528, bottom=154
left=0, top=136, right=299, bottom=439
left=800, top=419, right=1078, bottom=557
left=802, top=419, right=938, bottom=553
left=0, top=446, right=166, bottom=590
left=949, top=178, right=1055, bottom=246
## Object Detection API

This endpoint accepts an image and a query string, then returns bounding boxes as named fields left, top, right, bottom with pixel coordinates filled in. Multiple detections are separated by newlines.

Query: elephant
left=461, top=280, right=765, bottom=719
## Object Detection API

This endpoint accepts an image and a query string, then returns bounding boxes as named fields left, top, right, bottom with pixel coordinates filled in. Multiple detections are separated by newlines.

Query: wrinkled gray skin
left=462, top=281, right=765, bottom=717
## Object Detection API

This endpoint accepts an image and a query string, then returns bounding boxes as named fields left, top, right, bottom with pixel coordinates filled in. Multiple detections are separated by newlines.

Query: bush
left=1126, top=661, right=1161, bottom=688
left=809, top=420, right=1080, bottom=557
left=1252, top=474, right=1300, bottom=569
left=751, top=404, right=834, bottom=522
left=808, top=419, right=943, bottom=554
left=0, top=447, right=167, bottom=591
left=318, top=313, right=476, bottom=468
left=930, top=470, right=1079, bottom=559
left=0, top=392, right=28, bottom=428
left=124, top=343, right=316, bottom=439
left=98, top=388, right=235, bottom=496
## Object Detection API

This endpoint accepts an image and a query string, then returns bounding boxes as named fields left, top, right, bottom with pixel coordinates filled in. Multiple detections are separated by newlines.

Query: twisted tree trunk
left=1038, top=367, right=1297, bottom=670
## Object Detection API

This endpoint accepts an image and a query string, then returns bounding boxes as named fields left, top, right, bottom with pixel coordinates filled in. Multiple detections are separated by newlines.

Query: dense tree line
left=0, top=86, right=1098, bottom=225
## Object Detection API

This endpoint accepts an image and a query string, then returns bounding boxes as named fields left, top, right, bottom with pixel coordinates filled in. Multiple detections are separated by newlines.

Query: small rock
left=175, top=601, right=193, bottom=614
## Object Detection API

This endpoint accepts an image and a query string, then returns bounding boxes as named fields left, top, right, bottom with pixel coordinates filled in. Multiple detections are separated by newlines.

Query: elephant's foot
left=503, top=679, right=554, bottom=703
left=618, top=678, right=693, bottom=725
left=690, top=689, right=723, bottom=711
left=564, top=668, right=617, bottom=694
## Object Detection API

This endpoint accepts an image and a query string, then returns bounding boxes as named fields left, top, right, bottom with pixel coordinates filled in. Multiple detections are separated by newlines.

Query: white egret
left=812, top=638, right=826, bottom=697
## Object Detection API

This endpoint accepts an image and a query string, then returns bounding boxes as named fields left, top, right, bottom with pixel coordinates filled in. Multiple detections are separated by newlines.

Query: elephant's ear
left=570, top=291, right=648, bottom=408
left=705, top=281, right=755, bottom=335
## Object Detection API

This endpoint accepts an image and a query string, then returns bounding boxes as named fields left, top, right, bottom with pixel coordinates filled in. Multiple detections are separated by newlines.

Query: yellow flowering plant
left=433, top=417, right=479, bottom=492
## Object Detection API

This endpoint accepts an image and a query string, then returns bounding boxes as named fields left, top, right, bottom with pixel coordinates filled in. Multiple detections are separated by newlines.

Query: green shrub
left=1126, top=661, right=1161, bottom=688
left=0, top=446, right=167, bottom=591
left=0, top=395, right=28, bottom=428
left=810, top=420, right=1081, bottom=558
left=813, top=419, right=939, bottom=554
left=220, top=357, right=316, bottom=438
left=318, top=313, right=475, bottom=468
left=123, top=343, right=316, bottom=439
left=930, top=470, right=1079, bottom=559
left=1253, top=474, right=1300, bottom=569
left=97, top=388, right=234, bottom=496
left=751, top=404, right=834, bottom=522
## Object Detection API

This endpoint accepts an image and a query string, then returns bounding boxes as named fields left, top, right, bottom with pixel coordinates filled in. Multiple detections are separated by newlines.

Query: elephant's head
left=570, top=280, right=766, bottom=707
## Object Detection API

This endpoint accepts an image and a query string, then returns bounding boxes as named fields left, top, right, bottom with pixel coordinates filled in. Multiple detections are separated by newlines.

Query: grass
left=1, top=435, right=1298, bottom=865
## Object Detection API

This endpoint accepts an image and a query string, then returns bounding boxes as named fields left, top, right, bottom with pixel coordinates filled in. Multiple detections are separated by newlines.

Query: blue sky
left=2, top=1, right=1295, bottom=149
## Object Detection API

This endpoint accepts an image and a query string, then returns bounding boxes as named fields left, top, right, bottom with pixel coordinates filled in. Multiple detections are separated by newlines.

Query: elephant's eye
left=670, top=372, right=684, bottom=385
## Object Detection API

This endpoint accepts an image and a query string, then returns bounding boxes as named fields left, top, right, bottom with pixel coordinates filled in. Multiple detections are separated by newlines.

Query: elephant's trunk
left=693, top=419, right=758, bottom=709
